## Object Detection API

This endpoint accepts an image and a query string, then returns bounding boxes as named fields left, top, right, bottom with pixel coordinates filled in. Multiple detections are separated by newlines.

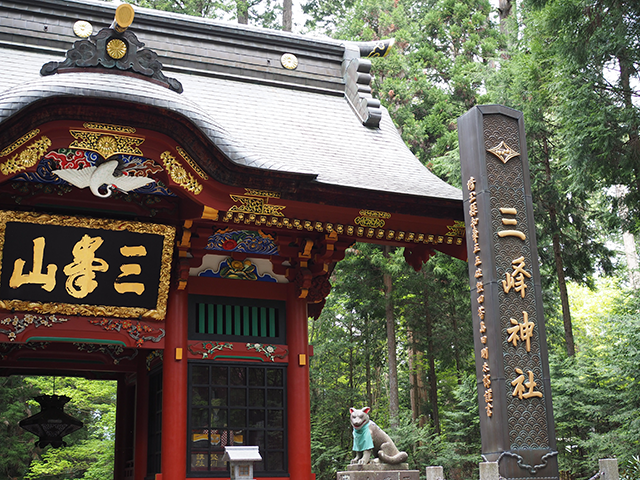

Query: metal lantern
left=19, top=394, right=83, bottom=448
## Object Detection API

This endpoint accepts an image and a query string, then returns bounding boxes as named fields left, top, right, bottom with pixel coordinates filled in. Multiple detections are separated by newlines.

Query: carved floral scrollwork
left=246, top=342, right=288, bottom=362
left=74, top=343, right=138, bottom=364
left=188, top=341, right=233, bottom=359
left=0, top=342, right=48, bottom=360
left=88, top=318, right=165, bottom=347
left=306, top=275, right=332, bottom=303
left=160, top=151, right=202, bottom=194
left=0, top=314, right=68, bottom=341
left=146, top=349, right=163, bottom=370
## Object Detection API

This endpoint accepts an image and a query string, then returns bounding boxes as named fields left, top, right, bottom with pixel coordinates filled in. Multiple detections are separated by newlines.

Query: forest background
left=2, top=0, right=640, bottom=479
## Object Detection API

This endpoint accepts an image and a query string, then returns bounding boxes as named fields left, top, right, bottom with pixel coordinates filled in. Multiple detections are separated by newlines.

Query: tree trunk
left=542, top=137, right=575, bottom=357
left=498, top=0, right=512, bottom=35
left=407, top=329, right=425, bottom=426
left=283, top=0, right=292, bottom=31
left=365, top=335, right=372, bottom=407
left=237, top=0, right=249, bottom=24
left=451, top=313, right=462, bottom=384
left=383, top=246, right=399, bottom=427
left=423, top=271, right=440, bottom=433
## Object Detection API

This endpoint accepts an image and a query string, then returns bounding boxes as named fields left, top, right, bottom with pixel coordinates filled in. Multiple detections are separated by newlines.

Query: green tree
left=132, top=0, right=284, bottom=29
left=0, top=376, right=118, bottom=480
left=0, top=376, right=40, bottom=480
left=550, top=280, right=640, bottom=477
left=484, top=1, right=614, bottom=357
left=523, top=0, right=640, bottom=236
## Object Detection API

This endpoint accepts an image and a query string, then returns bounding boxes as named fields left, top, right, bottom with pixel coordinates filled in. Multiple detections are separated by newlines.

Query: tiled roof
left=0, top=0, right=462, bottom=202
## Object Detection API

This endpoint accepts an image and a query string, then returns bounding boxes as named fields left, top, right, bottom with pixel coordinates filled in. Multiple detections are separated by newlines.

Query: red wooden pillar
left=286, top=285, right=313, bottom=480
left=134, top=353, right=149, bottom=480
left=161, top=286, right=188, bottom=480
left=114, top=376, right=127, bottom=480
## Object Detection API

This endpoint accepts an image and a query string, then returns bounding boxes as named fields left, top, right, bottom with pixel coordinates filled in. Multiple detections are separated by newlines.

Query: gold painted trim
left=0, top=136, right=52, bottom=175
left=0, top=211, right=175, bottom=321
left=0, top=129, right=40, bottom=157
left=446, top=220, right=465, bottom=237
left=244, top=188, right=280, bottom=199
left=487, top=141, right=520, bottom=164
left=202, top=206, right=219, bottom=221
left=229, top=194, right=285, bottom=216
left=83, top=123, right=136, bottom=134
left=176, top=146, right=208, bottom=180
left=220, top=210, right=464, bottom=246
left=358, top=209, right=391, bottom=219
left=160, top=151, right=202, bottom=195
left=69, top=130, right=144, bottom=159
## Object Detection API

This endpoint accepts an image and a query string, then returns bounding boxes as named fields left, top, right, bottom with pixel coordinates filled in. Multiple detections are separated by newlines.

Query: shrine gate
left=0, top=1, right=465, bottom=479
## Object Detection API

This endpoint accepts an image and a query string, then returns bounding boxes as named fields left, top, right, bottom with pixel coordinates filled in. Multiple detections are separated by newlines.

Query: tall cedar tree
left=485, top=0, right=615, bottom=357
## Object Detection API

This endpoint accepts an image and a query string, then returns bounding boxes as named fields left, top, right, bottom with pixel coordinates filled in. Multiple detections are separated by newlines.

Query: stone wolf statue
left=349, top=407, right=409, bottom=465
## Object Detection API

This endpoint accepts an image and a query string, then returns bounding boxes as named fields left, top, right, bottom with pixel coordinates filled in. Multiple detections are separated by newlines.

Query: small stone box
left=222, top=446, right=262, bottom=480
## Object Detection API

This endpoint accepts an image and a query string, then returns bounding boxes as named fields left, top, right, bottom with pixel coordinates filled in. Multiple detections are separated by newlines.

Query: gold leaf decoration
left=69, top=130, right=144, bottom=159
left=176, top=146, right=208, bottom=180
left=245, top=188, right=280, bottom=199
left=0, top=211, right=175, bottom=321
left=0, top=129, right=40, bottom=157
left=82, top=123, right=136, bottom=134
left=487, top=141, right=520, bottom=164
left=0, top=136, right=52, bottom=175
left=359, top=209, right=391, bottom=219
left=160, top=151, right=202, bottom=194
left=107, top=39, right=127, bottom=59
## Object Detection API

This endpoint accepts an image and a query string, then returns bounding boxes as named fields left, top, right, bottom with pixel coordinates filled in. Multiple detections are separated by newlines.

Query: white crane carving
left=53, top=160, right=154, bottom=198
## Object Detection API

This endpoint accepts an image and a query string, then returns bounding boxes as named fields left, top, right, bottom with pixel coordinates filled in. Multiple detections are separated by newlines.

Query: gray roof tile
left=0, top=26, right=461, bottom=202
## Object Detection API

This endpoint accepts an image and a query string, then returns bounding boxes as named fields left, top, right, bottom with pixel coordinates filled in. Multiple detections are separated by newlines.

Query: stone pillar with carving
left=458, top=105, right=559, bottom=480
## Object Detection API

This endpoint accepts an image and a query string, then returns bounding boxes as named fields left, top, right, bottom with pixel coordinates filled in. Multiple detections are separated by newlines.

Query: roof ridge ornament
left=342, top=39, right=395, bottom=128
left=40, top=4, right=183, bottom=94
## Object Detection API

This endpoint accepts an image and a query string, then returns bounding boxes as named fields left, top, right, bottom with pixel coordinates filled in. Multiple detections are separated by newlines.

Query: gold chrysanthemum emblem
left=107, top=39, right=127, bottom=59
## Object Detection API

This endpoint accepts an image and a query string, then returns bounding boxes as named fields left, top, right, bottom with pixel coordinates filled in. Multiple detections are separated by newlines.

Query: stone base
left=347, top=463, right=410, bottom=471
left=337, top=467, right=419, bottom=480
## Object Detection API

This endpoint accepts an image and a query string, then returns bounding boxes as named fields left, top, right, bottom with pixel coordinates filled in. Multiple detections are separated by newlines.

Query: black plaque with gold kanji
left=0, top=211, right=175, bottom=320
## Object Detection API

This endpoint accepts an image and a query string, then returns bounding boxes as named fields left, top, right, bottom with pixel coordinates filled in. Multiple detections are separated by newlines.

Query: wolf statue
left=349, top=407, right=408, bottom=465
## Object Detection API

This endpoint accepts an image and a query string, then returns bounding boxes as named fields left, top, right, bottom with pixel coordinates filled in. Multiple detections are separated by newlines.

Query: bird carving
left=53, top=160, right=154, bottom=198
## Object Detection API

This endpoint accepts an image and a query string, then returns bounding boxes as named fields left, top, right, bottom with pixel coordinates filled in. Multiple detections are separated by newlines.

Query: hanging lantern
left=19, top=394, right=83, bottom=448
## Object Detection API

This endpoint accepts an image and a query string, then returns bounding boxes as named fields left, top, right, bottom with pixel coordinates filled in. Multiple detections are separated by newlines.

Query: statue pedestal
left=337, top=464, right=419, bottom=480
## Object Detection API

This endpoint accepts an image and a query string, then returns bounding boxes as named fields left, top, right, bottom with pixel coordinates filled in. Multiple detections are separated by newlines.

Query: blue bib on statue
left=352, top=421, right=374, bottom=451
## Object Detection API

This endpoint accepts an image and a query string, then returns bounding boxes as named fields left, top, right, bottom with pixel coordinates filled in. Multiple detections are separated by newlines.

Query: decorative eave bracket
left=40, top=4, right=183, bottom=94
left=342, top=39, right=394, bottom=128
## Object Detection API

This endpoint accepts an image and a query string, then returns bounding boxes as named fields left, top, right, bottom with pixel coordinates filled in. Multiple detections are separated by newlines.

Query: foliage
left=309, top=246, right=478, bottom=480
left=621, top=456, right=640, bottom=480
left=131, top=0, right=284, bottom=28
left=550, top=280, right=640, bottom=477
left=0, top=376, right=40, bottom=480
left=0, top=376, right=116, bottom=480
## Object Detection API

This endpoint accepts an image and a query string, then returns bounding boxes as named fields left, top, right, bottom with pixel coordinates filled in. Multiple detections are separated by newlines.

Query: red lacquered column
left=161, top=287, right=188, bottom=480
left=134, top=353, right=149, bottom=480
left=286, top=285, right=313, bottom=480
left=114, top=377, right=127, bottom=480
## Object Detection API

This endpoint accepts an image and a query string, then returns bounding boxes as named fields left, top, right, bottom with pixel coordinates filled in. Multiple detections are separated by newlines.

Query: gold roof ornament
left=111, top=3, right=135, bottom=33
left=73, top=20, right=93, bottom=38
left=281, top=53, right=298, bottom=70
